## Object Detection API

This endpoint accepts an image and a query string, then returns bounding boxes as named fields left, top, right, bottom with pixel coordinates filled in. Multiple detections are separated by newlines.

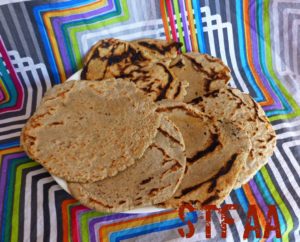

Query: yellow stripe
left=185, top=0, right=198, bottom=52
left=43, top=0, right=107, bottom=81
left=0, top=79, right=10, bottom=103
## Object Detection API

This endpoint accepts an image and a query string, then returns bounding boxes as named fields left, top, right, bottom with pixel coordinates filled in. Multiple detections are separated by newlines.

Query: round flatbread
left=131, top=38, right=182, bottom=60
left=169, top=52, right=231, bottom=102
left=81, top=38, right=187, bottom=101
left=68, top=117, right=186, bottom=212
left=190, top=88, right=276, bottom=187
left=157, top=101, right=250, bottom=208
left=21, top=79, right=162, bottom=183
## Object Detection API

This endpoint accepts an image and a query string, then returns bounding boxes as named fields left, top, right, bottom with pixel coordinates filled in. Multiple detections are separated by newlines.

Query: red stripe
left=70, top=204, right=88, bottom=242
left=0, top=38, right=24, bottom=113
left=61, top=199, right=77, bottom=242
left=166, top=0, right=178, bottom=41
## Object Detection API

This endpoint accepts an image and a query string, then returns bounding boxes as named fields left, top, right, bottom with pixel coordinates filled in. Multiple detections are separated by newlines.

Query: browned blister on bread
left=156, top=101, right=250, bottom=208
left=169, top=52, right=231, bottom=102
left=131, top=38, right=182, bottom=61
left=191, top=88, right=276, bottom=188
left=68, top=117, right=186, bottom=212
left=21, top=79, right=162, bottom=183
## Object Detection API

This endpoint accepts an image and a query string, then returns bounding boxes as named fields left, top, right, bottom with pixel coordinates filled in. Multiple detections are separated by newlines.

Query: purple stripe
left=0, top=152, right=25, bottom=223
left=249, top=180, right=269, bottom=216
left=249, top=180, right=277, bottom=241
left=52, top=0, right=114, bottom=77
left=75, top=207, right=90, bottom=240
left=89, top=213, right=137, bottom=242
left=249, top=180, right=279, bottom=241
left=178, top=0, right=191, bottom=51
left=249, top=0, right=282, bottom=110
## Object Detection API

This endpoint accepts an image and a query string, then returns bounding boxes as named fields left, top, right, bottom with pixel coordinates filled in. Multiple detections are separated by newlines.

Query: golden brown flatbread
left=191, top=88, right=276, bottom=187
left=21, top=79, right=162, bottom=183
left=81, top=38, right=188, bottom=101
left=157, top=101, right=250, bottom=208
left=169, top=52, right=231, bottom=102
left=68, top=117, right=186, bottom=212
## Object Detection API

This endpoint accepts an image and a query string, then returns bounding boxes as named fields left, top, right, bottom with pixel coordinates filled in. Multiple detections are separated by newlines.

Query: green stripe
left=80, top=211, right=109, bottom=242
left=3, top=157, right=33, bottom=241
left=260, top=167, right=293, bottom=241
left=173, top=0, right=186, bottom=52
left=67, top=202, right=81, bottom=242
left=263, top=0, right=300, bottom=121
left=62, top=0, right=129, bottom=71
left=3, top=157, right=26, bottom=241
left=10, top=161, right=39, bottom=242
left=0, top=76, right=9, bottom=104
left=0, top=58, right=17, bottom=109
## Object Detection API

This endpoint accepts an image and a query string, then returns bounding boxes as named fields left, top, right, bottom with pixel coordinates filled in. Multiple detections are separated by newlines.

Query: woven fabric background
left=0, top=0, right=299, bottom=241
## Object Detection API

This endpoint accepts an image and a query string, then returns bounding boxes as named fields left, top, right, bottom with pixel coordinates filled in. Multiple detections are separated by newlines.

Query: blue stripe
left=0, top=58, right=17, bottom=109
left=110, top=212, right=198, bottom=241
left=254, top=172, right=287, bottom=235
left=256, top=0, right=293, bottom=117
left=234, top=187, right=249, bottom=213
left=61, top=0, right=120, bottom=73
left=0, top=140, right=19, bottom=150
left=33, top=0, right=95, bottom=84
left=235, top=0, right=264, bottom=102
left=192, top=0, right=206, bottom=53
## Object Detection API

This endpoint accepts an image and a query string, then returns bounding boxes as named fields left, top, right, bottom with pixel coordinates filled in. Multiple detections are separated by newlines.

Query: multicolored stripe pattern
left=0, top=0, right=299, bottom=241
left=161, top=0, right=300, bottom=241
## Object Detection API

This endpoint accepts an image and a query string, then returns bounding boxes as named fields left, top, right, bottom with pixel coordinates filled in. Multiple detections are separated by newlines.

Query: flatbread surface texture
left=169, top=52, right=231, bottom=102
left=68, top=117, right=186, bottom=212
left=21, top=79, right=162, bottom=183
left=191, top=88, right=276, bottom=187
left=81, top=38, right=187, bottom=101
left=157, top=101, right=250, bottom=208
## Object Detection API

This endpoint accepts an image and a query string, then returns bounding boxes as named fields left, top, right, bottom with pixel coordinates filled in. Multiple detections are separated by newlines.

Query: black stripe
left=43, top=181, right=57, bottom=242
left=54, top=189, right=73, bottom=242
left=30, top=171, right=52, bottom=242
left=19, top=164, right=43, bottom=242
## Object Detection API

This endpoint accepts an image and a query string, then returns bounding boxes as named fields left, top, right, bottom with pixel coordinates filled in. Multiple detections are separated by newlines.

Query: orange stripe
left=243, top=184, right=266, bottom=241
left=243, top=0, right=273, bottom=107
left=61, top=199, right=77, bottom=242
left=160, top=0, right=171, bottom=41
left=0, top=147, right=23, bottom=156
left=42, top=0, right=106, bottom=82
left=185, top=0, right=198, bottom=52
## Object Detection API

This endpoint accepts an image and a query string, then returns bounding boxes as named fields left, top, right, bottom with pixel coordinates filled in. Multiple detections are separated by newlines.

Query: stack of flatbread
left=21, top=38, right=276, bottom=212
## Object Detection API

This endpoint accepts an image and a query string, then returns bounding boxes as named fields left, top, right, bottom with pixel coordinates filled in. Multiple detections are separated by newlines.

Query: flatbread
left=81, top=38, right=154, bottom=80
left=190, top=88, right=276, bottom=187
left=169, top=52, right=231, bottom=102
left=131, top=38, right=182, bottom=60
left=68, top=117, right=186, bottom=212
left=81, top=38, right=187, bottom=101
left=21, top=79, right=162, bottom=183
left=157, top=101, right=250, bottom=208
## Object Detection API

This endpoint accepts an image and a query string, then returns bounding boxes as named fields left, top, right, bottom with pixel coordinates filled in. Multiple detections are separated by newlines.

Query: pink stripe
left=0, top=38, right=24, bottom=114
left=71, top=205, right=89, bottom=242
left=166, top=0, right=178, bottom=41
